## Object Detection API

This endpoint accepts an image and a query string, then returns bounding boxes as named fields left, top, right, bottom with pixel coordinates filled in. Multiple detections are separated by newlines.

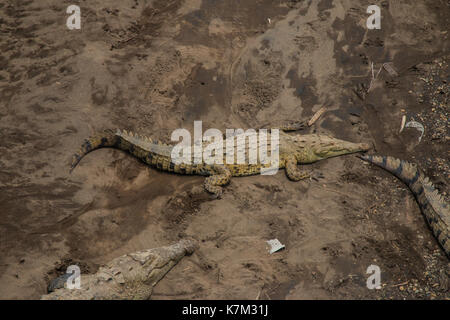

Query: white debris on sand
left=266, top=239, right=285, bottom=254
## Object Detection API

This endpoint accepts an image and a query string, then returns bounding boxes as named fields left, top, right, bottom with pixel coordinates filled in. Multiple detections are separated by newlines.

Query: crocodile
left=70, top=126, right=371, bottom=197
left=42, top=239, right=198, bottom=300
left=359, top=155, right=449, bottom=258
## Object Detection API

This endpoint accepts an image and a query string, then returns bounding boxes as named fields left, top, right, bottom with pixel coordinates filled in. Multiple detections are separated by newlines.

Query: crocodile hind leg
left=285, top=155, right=310, bottom=181
left=204, top=165, right=232, bottom=198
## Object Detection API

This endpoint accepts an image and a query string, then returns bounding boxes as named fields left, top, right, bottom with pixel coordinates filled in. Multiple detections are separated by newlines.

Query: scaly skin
left=70, top=128, right=370, bottom=197
left=359, top=155, right=450, bottom=258
left=42, top=239, right=198, bottom=300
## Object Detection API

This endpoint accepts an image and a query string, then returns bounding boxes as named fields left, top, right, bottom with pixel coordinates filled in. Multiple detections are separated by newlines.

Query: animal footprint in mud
left=353, top=83, right=368, bottom=101
left=311, top=171, right=325, bottom=182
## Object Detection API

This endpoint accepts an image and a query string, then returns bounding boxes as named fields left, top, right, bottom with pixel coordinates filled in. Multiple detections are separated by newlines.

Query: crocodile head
left=290, top=134, right=371, bottom=163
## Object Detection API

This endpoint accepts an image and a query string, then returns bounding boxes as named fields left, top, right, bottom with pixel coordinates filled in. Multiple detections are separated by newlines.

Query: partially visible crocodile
left=42, top=239, right=198, bottom=300
left=70, top=126, right=370, bottom=197
left=359, top=155, right=449, bottom=258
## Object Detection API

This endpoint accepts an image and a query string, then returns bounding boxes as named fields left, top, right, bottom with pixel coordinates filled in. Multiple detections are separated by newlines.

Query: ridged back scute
left=116, top=129, right=173, bottom=157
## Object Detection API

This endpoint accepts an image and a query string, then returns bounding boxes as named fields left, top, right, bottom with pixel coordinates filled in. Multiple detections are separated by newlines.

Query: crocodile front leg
left=204, top=165, right=232, bottom=198
left=285, top=155, right=310, bottom=181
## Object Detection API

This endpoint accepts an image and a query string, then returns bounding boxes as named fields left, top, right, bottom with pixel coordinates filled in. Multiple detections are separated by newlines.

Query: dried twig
left=315, top=185, right=362, bottom=201
left=376, top=65, right=383, bottom=78
left=308, top=107, right=327, bottom=126
left=399, top=115, right=406, bottom=133
left=391, top=280, right=409, bottom=287
left=255, top=288, right=262, bottom=300
left=367, top=63, right=383, bottom=93
left=383, top=62, right=399, bottom=77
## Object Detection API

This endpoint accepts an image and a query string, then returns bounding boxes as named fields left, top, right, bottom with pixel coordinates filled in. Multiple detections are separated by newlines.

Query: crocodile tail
left=70, top=129, right=119, bottom=172
left=358, top=154, right=420, bottom=188
left=422, top=178, right=450, bottom=257
left=359, top=154, right=450, bottom=258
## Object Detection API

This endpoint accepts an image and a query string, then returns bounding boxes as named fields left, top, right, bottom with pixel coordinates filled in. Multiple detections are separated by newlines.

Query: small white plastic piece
left=266, top=239, right=285, bottom=254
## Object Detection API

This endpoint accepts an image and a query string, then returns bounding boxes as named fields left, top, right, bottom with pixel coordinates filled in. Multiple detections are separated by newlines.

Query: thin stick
left=383, top=62, right=399, bottom=77
left=391, top=281, right=409, bottom=287
left=375, top=65, right=383, bottom=78
left=367, top=63, right=383, bottom=93
left=399, top=115, right=406, bottom=133
left=315, top=185, right=362, bottom=201
left=255, top=288, right=262, bottom=300
left=308, top=107, right=327, bottom=126
left=367, top=79, right=374, bottom=93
